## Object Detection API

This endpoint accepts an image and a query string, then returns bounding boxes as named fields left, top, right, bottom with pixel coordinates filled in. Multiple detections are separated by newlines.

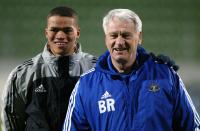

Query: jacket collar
left=95, top=46, right=150, bottom=77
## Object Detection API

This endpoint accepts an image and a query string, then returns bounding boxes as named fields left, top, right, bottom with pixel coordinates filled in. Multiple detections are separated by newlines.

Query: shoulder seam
left=81, top=68, right=95, bottom=77
left=16, top=59, right=34, bottom=71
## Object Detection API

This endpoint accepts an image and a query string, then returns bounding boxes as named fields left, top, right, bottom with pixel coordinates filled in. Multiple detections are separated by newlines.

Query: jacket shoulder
left=80, top=68, right=96, bottom=77
left=8, top=53, right=43, bottom=80
left=72, top=52, right=97, bottom=74
left=79, top=52, right=98, bottom=63
left=148, top=57, right=176, bottom=71
left=143, top=59, right=179, bottom=91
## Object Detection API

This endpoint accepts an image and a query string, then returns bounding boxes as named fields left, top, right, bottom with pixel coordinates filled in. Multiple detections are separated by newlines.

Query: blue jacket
left=63, top=49, right=200, bottom=131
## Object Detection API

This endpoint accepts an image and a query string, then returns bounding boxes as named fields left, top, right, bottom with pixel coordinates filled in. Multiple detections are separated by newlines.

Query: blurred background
left=0, top=0, right=199, bottom=126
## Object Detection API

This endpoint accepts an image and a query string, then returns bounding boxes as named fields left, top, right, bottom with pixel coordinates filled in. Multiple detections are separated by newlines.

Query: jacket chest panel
left=86, top=77, right=174, bottom=130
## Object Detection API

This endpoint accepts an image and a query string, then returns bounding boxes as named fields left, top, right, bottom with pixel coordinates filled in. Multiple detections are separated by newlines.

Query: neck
left=115, top=64, right=132, bottom=74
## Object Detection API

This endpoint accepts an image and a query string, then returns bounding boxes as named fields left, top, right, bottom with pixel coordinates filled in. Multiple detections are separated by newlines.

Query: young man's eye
left=49, top=28, right=73, bottom=34
left=63, top=28, right=73, bottom=34
left=50, top=28, right=59, bottom=32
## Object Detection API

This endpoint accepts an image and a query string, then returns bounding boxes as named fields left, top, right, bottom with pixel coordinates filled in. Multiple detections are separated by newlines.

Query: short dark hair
left=47, top=6, right=79, bottom=26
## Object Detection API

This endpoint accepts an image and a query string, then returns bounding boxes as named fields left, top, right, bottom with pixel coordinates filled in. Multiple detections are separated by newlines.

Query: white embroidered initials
left=98, top=91, right=115, bottom=114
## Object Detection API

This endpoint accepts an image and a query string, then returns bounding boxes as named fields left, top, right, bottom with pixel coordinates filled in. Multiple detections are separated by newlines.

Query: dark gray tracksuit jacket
left=1, top=44, right=97, bottom=131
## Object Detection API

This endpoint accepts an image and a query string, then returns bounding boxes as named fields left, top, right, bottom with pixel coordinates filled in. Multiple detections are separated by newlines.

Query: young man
left=63, top=9, right=200, bottom=131
left=1, top=6, right=97, bottom=131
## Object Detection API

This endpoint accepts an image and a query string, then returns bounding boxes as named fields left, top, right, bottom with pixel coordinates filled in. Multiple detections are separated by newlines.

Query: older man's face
left=105, top=17, right=141, bottom=69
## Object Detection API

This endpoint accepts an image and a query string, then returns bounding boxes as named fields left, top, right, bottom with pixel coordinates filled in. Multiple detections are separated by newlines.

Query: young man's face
left=45, top=16, right=80, bottom=56
left=105, top=17, right=141, bottom=69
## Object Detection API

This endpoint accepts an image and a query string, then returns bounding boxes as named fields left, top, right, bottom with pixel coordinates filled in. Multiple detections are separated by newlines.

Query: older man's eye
left=122, top=33, right=133, bottom=39
left=110, top=34, right=118, bottom=39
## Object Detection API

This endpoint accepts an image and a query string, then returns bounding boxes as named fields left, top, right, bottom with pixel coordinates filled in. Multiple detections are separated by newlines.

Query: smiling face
left=105, top=17, right=141, bottom=73
left=45, top=15, right=80, bottom=56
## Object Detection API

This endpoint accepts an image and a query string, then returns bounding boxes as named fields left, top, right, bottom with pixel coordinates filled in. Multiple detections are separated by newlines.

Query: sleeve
left=62, top=80, right=91, bottom=131
left=173, top=75, right=200, bottom=130
left=1, top=70, right=26, bottom=131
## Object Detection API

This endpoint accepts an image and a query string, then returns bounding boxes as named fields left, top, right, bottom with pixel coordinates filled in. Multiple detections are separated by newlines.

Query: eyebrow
left=49, top=27, right=73, bottom=32
left=108, top=31, right=132, bottom=35
left=50, top=27, right=73, bottom=30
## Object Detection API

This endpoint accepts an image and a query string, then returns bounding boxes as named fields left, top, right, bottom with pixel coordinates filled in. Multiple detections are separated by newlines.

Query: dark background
left=0, top=0, right=199, bottom=59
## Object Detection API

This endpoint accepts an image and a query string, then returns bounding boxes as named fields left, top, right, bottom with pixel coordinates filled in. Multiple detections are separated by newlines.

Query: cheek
left=105, top=41, right=112, bottom=51
left=67, top=32, right=78, bottom=42
left=105, top=38, right=109, bottom=48
left=46, top=33, right=54, bottom=41
left=131, top=39, right=139, bottom=48
left=105, top=38, right=114, bottom=46
left=70, top=35, right=76, bottom=41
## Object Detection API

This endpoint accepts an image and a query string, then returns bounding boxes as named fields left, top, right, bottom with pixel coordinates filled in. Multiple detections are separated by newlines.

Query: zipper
left=122, top=76, right=132, bottom=131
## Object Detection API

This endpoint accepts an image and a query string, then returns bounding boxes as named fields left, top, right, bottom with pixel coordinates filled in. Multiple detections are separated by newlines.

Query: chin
left=117, top=59, right=128, bottom=65
left=54, top=50, right=65, bottom=56
left=114, top=56, right=127, bottom=64
left=114, top=55, right=127, bottom=60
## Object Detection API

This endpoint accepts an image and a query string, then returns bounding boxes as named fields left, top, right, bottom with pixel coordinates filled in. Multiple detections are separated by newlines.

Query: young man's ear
left=45, top=28, right=48, bottom=39
left=76, top=27, right=81, bottom=38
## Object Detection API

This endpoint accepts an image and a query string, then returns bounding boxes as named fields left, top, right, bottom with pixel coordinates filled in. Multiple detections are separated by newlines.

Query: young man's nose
left=56, top=31, right=66, bottom=39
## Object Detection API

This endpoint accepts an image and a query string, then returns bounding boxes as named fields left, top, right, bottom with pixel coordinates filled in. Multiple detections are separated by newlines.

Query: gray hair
left=103, top=9, right=142, bottom=34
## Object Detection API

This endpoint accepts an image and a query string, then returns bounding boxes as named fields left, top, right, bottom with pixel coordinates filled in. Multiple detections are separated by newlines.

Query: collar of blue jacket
left=95, top=45, right=150, bottom=78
